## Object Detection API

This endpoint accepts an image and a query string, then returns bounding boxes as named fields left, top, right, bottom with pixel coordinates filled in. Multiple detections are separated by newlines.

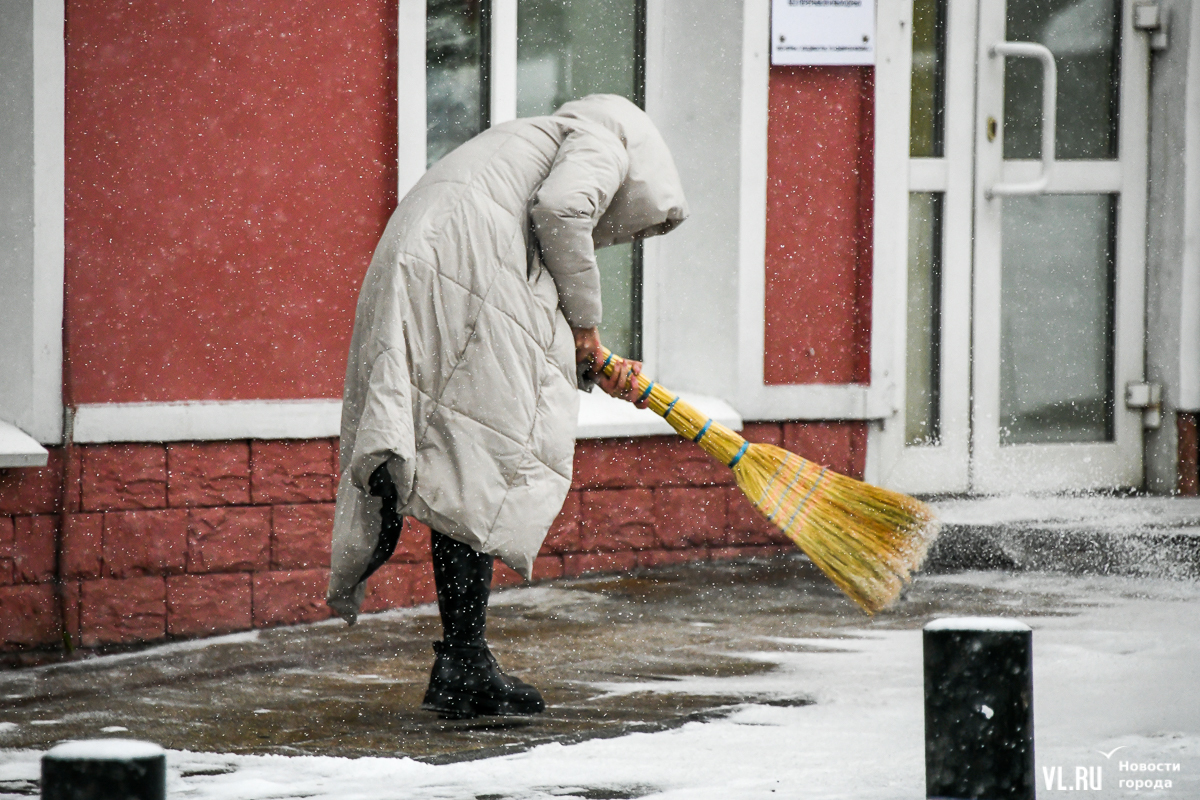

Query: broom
left=593, top=348, right=940, bottom=614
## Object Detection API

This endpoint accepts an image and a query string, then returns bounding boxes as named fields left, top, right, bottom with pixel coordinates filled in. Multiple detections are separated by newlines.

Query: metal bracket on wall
left=1126, top=382, right=1164, bottom=429
left=1133, top=2, right=1170, bottom=51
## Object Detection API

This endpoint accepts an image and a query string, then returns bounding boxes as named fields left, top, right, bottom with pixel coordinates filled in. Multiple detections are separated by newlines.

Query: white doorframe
left=873, top=0, right=976, bottom=494
left=874, top=0, right=1151, bottom=494
left=970, top=0, right=1149, bottom=493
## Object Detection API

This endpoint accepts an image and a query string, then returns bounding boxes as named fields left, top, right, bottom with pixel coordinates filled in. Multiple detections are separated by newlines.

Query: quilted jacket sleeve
left=530, top=127, right=630, bottom=329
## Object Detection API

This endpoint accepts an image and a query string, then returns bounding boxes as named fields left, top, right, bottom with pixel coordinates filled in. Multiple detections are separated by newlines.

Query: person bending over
left=327, top=94, right=688, bottom=719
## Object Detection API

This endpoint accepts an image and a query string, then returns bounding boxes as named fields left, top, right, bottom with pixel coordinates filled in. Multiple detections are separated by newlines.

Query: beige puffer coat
left=327, top=95, right=688, bottom=622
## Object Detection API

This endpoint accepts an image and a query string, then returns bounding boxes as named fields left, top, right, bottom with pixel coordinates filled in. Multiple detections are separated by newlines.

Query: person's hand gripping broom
left=592, top=348, right=940, bottom=613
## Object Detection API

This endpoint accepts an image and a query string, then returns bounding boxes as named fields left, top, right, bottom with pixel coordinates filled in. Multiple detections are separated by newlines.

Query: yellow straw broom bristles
left=594, top=347, right=940, bottom=614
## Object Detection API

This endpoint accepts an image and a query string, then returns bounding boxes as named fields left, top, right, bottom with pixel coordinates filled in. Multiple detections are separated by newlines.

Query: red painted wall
left=64, top=0, right=398, bottom=404
left=764, top=66, right=874, bottom=385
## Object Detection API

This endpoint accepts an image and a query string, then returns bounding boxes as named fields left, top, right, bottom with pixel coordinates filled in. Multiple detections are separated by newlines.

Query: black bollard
left=924, top=617, right=1033, bottom=800
left=41, top=739, right=166, bottom=800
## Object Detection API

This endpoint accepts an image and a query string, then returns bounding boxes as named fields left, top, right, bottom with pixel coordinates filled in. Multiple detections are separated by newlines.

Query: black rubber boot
left=420, top=532, right=545, bottom=719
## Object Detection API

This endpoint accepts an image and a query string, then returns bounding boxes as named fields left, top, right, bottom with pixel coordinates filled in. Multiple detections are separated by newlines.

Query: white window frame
left=0, top=0, right=64, bottom=466
left=734, top=1, right=899, bottom=429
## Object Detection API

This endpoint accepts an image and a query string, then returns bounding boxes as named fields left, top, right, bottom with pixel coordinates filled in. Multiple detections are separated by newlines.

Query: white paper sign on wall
left=770, top=0, right=876, bottom=66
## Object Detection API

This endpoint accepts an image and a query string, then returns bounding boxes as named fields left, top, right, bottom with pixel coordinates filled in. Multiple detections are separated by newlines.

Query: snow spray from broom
left=593, top=348, right=940, bottom=613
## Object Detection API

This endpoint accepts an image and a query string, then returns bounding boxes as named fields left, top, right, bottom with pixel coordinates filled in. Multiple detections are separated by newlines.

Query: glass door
left=882, top=0, right=1149, bottom=494
left=970, top=0, right=1149, bottom=492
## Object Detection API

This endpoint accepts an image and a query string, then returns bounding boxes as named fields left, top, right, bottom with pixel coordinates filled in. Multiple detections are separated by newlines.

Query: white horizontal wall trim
left=576, top=390, right=741, bottom=439
left=737, top=383, right=897, bottom=422
left=72, top=394, right=745, bottom=444
left=0, top=419, right=49, bottom=467
left=74, top=400, right=343, bottom=443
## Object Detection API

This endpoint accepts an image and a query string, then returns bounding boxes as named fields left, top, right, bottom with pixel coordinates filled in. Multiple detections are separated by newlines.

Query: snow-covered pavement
left=2, top=569, right=1198, bottom=799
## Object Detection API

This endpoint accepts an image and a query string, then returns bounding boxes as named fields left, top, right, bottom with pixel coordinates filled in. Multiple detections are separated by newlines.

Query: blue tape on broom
left=728, top=441, right=750, bottom=467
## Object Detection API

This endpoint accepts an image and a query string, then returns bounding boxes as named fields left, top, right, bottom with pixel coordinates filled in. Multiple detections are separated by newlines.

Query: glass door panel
left=1002, top=0, right=1121, bottom=160
left=906, top=192, right=943, bottom=446
left=910, top=0, right=946, bottom=159
left=999, top=194, right=1116, bottom=444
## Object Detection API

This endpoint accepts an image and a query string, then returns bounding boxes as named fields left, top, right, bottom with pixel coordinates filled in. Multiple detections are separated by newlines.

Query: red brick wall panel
left=636, top=548, right=706, bottom=569
left=539, top=491, right=582, bottom=554
left=64, top=447, right=83, bottom=513
left=251, top=441, right=336, bottom=504
left=82, top=445, right=168, bottom=511
left=64, top=1, right=399, bottom=404
left=167, top=442, right=251, bottom=507
left=14, top=516, right=58, bottom=584
left=63, top=513, right=104, bottom=579
left=1179, top=412, right=1199, bottom=496
left=710, top=545, right=789, bottom=561
left=63, top=579, right=82, bottom=644
left=492, top=562, right=525, bottom=588
left=574, top=436, right=750, bottom=491
left=410, top=560, right=436, bottom=604
left=0, top=450, right=63, bottom=515
left=764, top=66, right=873, bottom=385
left=655, top=440, right=735, bottom=487
left=271, top=504, right=334, bottom=570
left=103, top=509, right=188, bottom=578
left=532, top=555, right=563, bottom=581
left=166, top=573, right=252, bottom=637
left=573, top=439, right=659, bottom=490
left=741, top=422, right=785, bottom=447
left=0, top=517, right=12, bottom=584
left=726, top=487, right=790, bottom=546
left=654, top=487, right=729, bottom=549
left=188, top=507, right=271, bottom=573
left=80, top=576, right=167, bottom=646
left=392, top=517, right=432, bottom=563
left=783, top=421, right=868, bottom=479
left=0, top=584, right=60, bottom=648
left=252, top=569, right=332, bottom=627
left=563, top=551, right=637, bottom=577
left=360, top=562, right=410, bottom=613
left=580, top=489, right=656, bottom=551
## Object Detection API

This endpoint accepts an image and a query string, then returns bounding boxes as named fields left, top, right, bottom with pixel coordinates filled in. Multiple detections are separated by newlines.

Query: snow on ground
left=2, top=572, right=1198, bottom=799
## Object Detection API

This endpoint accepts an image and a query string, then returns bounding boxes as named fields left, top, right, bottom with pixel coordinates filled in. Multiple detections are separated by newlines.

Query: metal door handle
left=986, top=41, right=1057, bottom=198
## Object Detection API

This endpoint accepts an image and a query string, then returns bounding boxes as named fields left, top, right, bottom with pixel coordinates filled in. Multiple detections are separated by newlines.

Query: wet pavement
left=0, top=553, right=1108, bottom=767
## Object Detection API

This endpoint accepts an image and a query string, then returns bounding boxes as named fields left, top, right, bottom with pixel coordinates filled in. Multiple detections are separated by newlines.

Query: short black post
left=924, top=617, right=1033, bottom=800
left=41, top=739, right=166, bottom=800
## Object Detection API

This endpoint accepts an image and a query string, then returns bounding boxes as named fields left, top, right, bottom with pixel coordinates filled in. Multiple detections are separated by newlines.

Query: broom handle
left=594, top=347, right=749, bottom=468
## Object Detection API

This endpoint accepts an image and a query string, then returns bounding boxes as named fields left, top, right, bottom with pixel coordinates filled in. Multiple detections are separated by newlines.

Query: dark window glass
left=518, top=0, right=645, bottom=358
left=910, top=0, right=947, bottom=158
left=427, top=0, right=488, bottom=167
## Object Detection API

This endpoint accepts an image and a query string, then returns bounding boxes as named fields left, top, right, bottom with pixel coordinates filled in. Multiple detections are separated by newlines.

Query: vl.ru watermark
left=1042, top=765, right=1105, bottom=791
left=1042, top=748, right=1183, bottom=792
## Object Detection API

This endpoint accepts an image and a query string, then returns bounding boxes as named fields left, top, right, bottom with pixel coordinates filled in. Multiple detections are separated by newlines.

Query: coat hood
left=553, top=94, right=689, bottom=247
